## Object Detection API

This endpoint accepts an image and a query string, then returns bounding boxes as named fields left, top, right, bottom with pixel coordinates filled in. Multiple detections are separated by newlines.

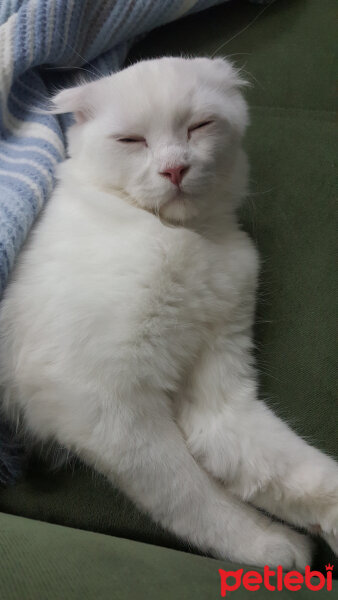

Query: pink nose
left=160, top=164, right=190, bottom=187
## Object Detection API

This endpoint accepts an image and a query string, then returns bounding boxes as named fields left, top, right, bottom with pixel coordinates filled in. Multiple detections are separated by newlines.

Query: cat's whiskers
left=210, top=1, right=276, bottom=58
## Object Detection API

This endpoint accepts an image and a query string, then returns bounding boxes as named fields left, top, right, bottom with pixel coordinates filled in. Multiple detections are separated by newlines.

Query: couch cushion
left=0, top=511, right=336, bottom=600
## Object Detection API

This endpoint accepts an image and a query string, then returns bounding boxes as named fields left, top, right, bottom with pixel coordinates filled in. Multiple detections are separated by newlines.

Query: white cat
left=0, top=57, right=337, bottom=569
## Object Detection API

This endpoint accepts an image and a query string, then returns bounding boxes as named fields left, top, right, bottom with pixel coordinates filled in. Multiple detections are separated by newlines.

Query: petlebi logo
left=218, top=564, right=334, bottom=596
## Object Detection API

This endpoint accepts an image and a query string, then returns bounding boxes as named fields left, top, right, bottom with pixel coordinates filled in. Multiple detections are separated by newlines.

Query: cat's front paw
left=321, top=531, right=338, bottom=556
left=320, top=496, right=338, bottom=537
left=254, top=524, right=313, bottom=571
left=314, top=502, right=338, bottom=555
left=291, top=459, right=338, bottom=552
left=309, top=477, right=338, bottom=554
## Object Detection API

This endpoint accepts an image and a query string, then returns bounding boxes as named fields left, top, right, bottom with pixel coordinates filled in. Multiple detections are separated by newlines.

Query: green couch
left=0, top=0, right=337, bottom=597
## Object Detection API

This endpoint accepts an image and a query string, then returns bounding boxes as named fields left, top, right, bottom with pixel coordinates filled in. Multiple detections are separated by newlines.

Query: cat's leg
left=177, top=330, right=338, bottom=552
left=31, top=383, right=311, bottom=569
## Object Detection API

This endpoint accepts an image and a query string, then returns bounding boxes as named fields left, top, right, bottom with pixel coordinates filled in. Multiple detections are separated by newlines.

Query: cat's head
left=52, top=57, right=248, bottom=222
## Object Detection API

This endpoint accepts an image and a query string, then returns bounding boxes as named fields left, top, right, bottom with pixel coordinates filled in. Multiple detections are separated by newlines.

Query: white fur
left=0, top=58, right=337, bottom=569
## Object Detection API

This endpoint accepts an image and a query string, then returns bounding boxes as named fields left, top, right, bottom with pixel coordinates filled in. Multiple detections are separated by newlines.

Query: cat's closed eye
left=188, top=120, right=213, bottom=132
left=187, top=120, right=214, bottom=140
left=117, top=136, right=146, bottom=144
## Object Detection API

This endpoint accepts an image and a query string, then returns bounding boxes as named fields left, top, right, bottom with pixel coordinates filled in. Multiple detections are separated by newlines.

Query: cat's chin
left=159, top=196, right=198, bottom=224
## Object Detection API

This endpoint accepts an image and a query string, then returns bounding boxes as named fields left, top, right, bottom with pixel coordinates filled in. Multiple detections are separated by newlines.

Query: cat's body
left=0, top=58, right=337, bottom=569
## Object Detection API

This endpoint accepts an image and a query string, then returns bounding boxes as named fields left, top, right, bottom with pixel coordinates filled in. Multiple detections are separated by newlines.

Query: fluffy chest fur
left=2, top=183, right=257, bottom=396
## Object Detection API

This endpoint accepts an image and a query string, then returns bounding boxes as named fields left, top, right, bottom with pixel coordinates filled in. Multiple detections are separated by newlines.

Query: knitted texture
left=0, top=0, right=228, bottom=297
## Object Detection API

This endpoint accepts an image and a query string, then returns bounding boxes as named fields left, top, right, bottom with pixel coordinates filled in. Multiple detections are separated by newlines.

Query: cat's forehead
left=96, top=58, right=233, bottom=126
left=112, top=57, right=218, bottom=95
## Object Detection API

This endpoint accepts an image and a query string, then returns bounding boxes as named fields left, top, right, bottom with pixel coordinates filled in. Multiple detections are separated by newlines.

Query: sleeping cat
left=0, top=57, right=337, bottom=569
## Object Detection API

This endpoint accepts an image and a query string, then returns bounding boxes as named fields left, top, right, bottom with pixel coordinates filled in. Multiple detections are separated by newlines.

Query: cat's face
left=53, top=57, right=248, bottom=222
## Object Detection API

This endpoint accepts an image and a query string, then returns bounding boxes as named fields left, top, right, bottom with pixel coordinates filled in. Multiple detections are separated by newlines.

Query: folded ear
left=50, top=83, right=94, bottom=124
left=212, top=58, right=249, bottom=90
